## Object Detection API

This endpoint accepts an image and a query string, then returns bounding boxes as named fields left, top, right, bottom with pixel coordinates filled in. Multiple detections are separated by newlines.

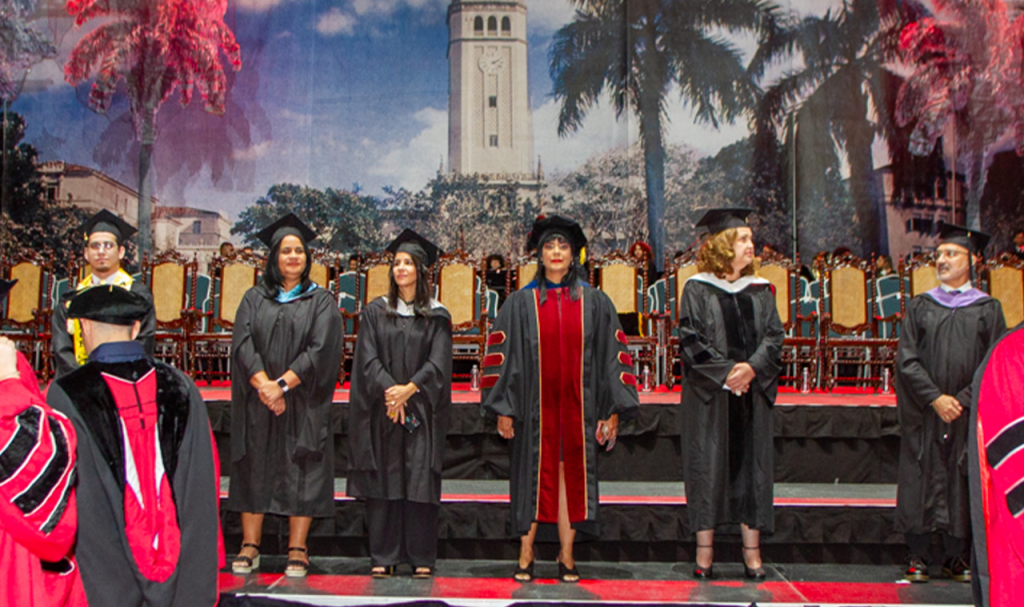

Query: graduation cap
left=526, top=215, right=587, bottom=253
left=0, top=278, right=16, bottom=302
left=386, top=229, right=442, bottom=266
left=937, top=223, right=991, bottom=255
left=67, top=285, right=151, bottom=326
left=255, top=213, right=318, bottom=248
left=79, top=209, right=136, bottom=244
left=694, top=208, right=754, bottom=235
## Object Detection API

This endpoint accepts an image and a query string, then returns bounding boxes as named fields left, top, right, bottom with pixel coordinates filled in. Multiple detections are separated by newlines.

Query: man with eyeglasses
left=895, top=223, right=1006, bottom=584
left=52, top=210, right=155, bottom=378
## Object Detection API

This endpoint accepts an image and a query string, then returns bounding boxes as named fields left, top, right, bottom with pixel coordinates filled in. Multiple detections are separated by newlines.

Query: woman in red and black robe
left=481, top=216, right=640, bottom=583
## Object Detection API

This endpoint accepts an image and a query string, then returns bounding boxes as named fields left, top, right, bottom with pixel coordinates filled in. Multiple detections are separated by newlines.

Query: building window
left=906, top=217, right=934, bottom=235
left=474, top=16, right=483, bottom=35
left=44, top=186, right=57, bottom=201
left=192, top=220, right=203, bottom=234
left=489, top=135, right=498, bottom=147
left=501, top=16, right=511, bottom=36
left=489, top=95, right=497, bottom=108
left=487, top=16, right=497, bottom=33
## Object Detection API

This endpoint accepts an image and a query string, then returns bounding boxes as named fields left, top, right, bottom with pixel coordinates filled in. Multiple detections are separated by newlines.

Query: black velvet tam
left=79, top=209, right=136, bottom=243
left=526, top=215, right=587, bottom=253
left=67, top=285, right=151, bottom=325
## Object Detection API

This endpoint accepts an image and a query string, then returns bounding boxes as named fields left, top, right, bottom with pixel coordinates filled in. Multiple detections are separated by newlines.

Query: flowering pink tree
left=64, top=0, right=241, bottom=256
left=895, top=0, right=1024, bottom=229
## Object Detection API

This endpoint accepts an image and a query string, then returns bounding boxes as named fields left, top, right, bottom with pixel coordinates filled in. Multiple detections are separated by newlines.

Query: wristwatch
left=277, top=377, right=289, bottom=393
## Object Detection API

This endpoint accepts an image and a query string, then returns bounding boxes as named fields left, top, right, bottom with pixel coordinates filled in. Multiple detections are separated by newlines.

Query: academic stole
left=68, top=269, right=136, bottom=365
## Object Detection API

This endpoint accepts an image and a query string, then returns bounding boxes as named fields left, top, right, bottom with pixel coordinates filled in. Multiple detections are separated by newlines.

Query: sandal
left=371, top=565, right=395, bottom=578
left=285, top=546, right=309, bottom=579
left=231, top=542, right=260, bottom=575
left=512, top=559, right=535, bottom=582
left=413, top=566, right=433, bottom=579
left=557, top=559, right=580, bottom=583
left=742, top=546, right=766, bottom=580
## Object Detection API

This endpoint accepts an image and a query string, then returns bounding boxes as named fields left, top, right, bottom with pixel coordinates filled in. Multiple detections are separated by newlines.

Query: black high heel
left=512, top=560, right=535, bottom=582
left=557, top=559, right=580, bottom=583
left=742, top=546, right=766, bottom=580
left=693, top=544, right=713, bottom=579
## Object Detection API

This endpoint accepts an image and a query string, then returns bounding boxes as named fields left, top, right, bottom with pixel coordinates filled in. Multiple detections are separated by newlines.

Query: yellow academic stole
left=67, top=269, right=135, bottom=366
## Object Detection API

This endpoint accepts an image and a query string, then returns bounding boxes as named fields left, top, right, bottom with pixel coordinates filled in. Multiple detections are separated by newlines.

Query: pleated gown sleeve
left=589, top=289, right=641, bottom=421
left=348, top=300, right=399, bottom=473
left=677, top=281, right=738, bottom=402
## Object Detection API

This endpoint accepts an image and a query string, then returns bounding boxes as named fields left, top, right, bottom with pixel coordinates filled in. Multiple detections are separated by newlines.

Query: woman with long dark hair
left=481, top=215, right=640, bottom=583
left=347, top=229, right=452, bottom=578
left=677, top=208, right=784, bottom=580
left=228, top=214, right=344, bottom=578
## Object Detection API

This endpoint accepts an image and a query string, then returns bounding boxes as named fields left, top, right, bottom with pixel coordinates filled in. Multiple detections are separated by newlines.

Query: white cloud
left=525, top=0, right=575, bottom=33
left=232, top=141, right=273, bottom=161
left=350, top=0, right=448, bottom=17
left=317, top=8, right=358, bottom=36
left=235, top=0, right=291, bottom=13
left=367, top=107, right=447, bottom=190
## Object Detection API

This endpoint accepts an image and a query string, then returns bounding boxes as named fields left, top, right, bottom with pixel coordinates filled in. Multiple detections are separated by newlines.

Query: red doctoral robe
left=0, top=352, right=87, bottom=606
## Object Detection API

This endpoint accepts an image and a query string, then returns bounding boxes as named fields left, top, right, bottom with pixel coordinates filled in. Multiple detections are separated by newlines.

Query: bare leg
left=695, top=528, right=714, bottom=569
left=741, top=524, right=761, bottom=568
left=515, top=522, right=538, bottom=580
left=556, top=462, right=577, bottom=572
left=239, top=512, right=264, bottom=560
left=287, top=515, right=313, bottom=570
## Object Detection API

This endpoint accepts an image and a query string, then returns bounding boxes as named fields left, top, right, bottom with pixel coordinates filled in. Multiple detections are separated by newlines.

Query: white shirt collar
left=939, top=281, right=973, bottom=294
left=686, top=272, right=771, bottom=294
left=381, top=296, right=446, bottom=317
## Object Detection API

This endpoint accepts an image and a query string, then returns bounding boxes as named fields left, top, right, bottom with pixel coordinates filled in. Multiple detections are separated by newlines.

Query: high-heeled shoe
left=285, top=546, right=309, bottom=578
left=557, top=559, right=580, bottom=583
left=742, top=546, right=766, bottom=580
left=512, top=560, right=535, bottom=582
left=371, top=564, right=395, bottom=578
left=693, top=544, right=713, bottom=579
left=231, top=542, right=260, bottom=575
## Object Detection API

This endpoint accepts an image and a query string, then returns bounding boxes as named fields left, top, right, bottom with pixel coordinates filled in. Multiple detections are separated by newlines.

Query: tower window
left=489, top=135, right=499, bottom=147
left=501, top=16, right=511, bottom=36
left=487, top=16, right=497, bottom=33
left=474, top=16, right=483, bottom=35
left=489, top=96, right=497, bottom=108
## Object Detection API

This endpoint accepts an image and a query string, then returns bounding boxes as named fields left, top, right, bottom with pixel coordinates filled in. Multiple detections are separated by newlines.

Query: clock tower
left=447, top=0, right=537, bottom=180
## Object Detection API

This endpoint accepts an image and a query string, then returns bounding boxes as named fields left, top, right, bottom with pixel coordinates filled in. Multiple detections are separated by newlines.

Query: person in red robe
left=0, top=278, right=87, bottom=606
left=482, top=216, right=640, bottom=583
left=969, top=321, right=1024, bottom=607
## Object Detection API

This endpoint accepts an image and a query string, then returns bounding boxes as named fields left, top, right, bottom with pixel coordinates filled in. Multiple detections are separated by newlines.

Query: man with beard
left=52, top=210, right=155, bottom=378
left=895, top=224, right=1006, bottom=583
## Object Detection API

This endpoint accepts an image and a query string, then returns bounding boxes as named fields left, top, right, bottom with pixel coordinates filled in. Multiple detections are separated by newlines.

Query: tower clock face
left=478, top=50, right=507, bottom=74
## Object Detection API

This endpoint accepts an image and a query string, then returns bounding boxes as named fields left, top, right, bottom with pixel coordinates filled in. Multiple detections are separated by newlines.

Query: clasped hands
left=252, top=371, right=290, bottom=416
left=497, top=414, right=620, bottom=450
left=931, top=394, right=962, bottom=423
left=384, top=383, right=418, bottom=424
left=724, top=362, right=756, bottom=396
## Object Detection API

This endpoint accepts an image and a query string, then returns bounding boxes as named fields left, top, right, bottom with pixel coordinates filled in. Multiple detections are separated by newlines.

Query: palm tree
left=895, top=1, right=1024, bottom=230
left=64, top=0, right=241, bottom=257
left=760, top=0, right=906, bottom=257
left=549, top=0, right=781, bottom=270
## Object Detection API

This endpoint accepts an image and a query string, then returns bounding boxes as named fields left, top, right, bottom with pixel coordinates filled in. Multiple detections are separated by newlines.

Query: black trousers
left=906, top=531, right=969, bottom=563
left=367, top=499, right=438, bottom=568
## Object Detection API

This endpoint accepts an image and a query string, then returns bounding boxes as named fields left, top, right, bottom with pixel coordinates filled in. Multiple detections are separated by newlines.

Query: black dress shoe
left=742, top=546, right=766, bottom=580
left=942, top=557, right=970, bottom=583
left=692, top=564, right=713, bottom=579
left=905, top=557, right=929, bottom=583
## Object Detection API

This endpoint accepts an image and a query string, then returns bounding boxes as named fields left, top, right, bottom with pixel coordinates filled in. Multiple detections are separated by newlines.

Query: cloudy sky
left=13, top=0, right=842, bottom=221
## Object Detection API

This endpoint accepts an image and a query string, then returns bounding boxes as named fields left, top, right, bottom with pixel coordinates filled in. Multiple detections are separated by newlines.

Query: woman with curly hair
left=678, top=209, right=785, bottom=580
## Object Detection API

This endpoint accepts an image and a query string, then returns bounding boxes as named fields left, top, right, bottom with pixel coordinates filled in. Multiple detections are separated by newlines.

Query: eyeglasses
left=935, top=249, right=968, bottom=259
left=88, top=241, right=118, bottom=251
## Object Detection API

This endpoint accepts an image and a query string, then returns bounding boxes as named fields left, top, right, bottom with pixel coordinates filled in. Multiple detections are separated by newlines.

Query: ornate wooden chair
left=141, top=250, right=195, bottom=370
left=759, top=251, right=819, bottom=391
left=510, top=255, right=537, bottom=292
left=590, top=250, right=657, bottom=378
left=342, top=252, right=394, bottom=353
left=436, top=250, right=487, bottom=367
left=1, top=252, right=55, bottom=380
left=663, top=252, right=700, bottom=388
left=983, top=253, right=1024, bottom=329
left=820, top=253, right=894, bottom=390
left=188, top=253, right=263, bottom=383
left=901, top=253, right=939, bottom=314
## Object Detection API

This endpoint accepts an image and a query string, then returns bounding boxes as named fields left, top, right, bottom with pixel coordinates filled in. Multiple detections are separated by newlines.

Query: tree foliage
left=0, top=0, right=56, bottom=101
left=232, top=183, right=385, bottom=254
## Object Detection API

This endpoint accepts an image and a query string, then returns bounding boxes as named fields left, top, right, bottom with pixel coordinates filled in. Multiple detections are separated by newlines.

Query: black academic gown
left=347, top=297, right=452, bottom=504
left=52, top=279, right=156, bottom=378
left=676, top=275, right=785, bottom=534
left=481, top=281, right=640, bottom=540
left=895, top=289, right=1005, bottom=539
left=227, top=282, right=344, bottom=517
left=47, top=343, right=219, bottom=607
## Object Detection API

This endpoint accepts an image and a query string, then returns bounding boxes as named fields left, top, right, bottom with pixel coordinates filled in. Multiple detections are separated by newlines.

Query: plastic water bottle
left=470, top=364, right=480, bottom=391
left=642, top=365, right=652, bottom=393
left=881, top=367, right=892, bottom=394
left=800, top=366, right=811, bottom=394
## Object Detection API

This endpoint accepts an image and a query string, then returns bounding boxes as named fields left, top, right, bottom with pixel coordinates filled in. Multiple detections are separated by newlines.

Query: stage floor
left=218, top=558, right=971, bottom=606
